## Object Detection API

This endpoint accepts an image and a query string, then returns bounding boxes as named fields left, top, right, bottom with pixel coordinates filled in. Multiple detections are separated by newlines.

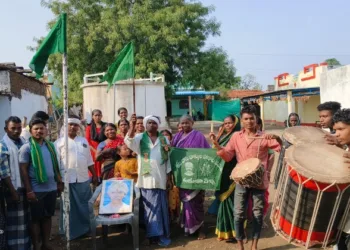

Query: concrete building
left=242, top=62, right=329, bottom=126
left=0, top=63, right=48, bottom=137
left=320, top=65, right=350, bottom=108
left=81, top=73, right=168, bottom=128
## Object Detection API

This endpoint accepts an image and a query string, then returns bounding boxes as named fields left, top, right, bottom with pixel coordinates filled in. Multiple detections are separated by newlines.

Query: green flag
left=170, top=148, right=225, bottom=190
left=29, top=13, right=67, bottom=78
left=100, top=42, right=135, bottom=91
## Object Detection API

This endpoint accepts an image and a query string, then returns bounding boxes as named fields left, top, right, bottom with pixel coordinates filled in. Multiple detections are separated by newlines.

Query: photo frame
left=99, top=179, right=134, bottom=214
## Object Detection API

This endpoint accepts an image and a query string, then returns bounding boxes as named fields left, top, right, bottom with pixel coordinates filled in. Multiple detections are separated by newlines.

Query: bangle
left=27, top=191, right=33, bottom=195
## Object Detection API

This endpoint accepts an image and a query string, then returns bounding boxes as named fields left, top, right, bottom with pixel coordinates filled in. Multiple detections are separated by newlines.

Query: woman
left=96, top=123, right=124, bottom=180
left=118, top=119, right=130, bottom=138
left=118, top=107, right=128, bottom=120
left=274, top=112, right=301, bottom=189
left=161, top=129, right=180, bottom=223
left=85, top=109, right=106, bottom=181
left=172, top=115, right=210, bottom=240
left=211, top=115, right=241, bottom=241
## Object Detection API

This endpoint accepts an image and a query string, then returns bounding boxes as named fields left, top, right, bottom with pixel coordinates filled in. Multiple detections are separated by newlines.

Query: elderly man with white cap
left=125, top=114, right=173, bottom=247
left=55, top=115, right=98, bottom=240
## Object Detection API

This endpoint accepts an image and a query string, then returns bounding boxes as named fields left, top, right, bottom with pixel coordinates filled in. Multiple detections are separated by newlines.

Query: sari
left=172, top=130, right=210, bottom=235
left=85, top=123, right=105, bottom=180
left=97, top=136, right=124, bottom=180
left=213, top=119, right=241, bottom=240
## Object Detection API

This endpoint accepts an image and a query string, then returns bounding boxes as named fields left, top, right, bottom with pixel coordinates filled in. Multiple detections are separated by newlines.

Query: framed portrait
left=99, top=179, right=134, bottom=214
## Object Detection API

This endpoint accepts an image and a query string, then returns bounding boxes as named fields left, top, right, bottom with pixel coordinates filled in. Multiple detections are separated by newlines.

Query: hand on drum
left=324, top=133, right=340, bottom=146
left=343, top=152, right=350, bottom=169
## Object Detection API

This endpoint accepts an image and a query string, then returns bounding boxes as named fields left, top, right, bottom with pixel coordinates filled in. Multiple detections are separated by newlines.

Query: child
left=114, top=144, right=138, bottom=183
left=161, top=129, right=180, bottom=223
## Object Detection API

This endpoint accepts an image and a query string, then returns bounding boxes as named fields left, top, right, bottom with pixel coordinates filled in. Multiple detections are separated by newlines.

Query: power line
left=234, top=53, right=350, bottom=57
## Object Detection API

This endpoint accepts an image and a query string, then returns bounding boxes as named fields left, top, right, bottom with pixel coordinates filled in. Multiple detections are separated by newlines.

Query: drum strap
left=256, top=139, right=262, bottom=158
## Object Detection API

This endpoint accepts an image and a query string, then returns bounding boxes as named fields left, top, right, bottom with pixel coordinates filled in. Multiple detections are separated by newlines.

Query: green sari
left=215, top=117, right=240, bottom=240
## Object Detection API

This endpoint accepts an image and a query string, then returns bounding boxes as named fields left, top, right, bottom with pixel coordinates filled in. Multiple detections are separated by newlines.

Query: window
left=179, top=99, right=189, bottom=109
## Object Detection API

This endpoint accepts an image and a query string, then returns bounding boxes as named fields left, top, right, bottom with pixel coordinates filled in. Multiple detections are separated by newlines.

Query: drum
left=283, top=126, right=327, bottom=145
left=274, top=126, right=328, bottom=189
left=271, top=143, right=350, bottom=249
left=230, top=158, right=265, bottom=189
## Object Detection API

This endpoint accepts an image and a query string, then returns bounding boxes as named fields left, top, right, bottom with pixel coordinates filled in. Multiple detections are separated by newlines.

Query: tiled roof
left=228, top=89, right=265, bottom=99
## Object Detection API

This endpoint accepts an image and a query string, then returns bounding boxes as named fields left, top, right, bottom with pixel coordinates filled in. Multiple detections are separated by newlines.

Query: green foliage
left=324, top=58, right=341, bottom=67
left=37, top=0, right=223, bottom=104
left=181, top=47, right=240, bottom=90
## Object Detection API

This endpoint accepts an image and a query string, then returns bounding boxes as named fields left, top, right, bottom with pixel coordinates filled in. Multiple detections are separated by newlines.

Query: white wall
left=0, top=96, right=11, bottom=138
left=320, top=65, right=350, bottom=108
left=82, top=81, right=168, bottom=128
left=11, top=89, right=48, bottom=120
left=0, top=71, right=10, bottom=93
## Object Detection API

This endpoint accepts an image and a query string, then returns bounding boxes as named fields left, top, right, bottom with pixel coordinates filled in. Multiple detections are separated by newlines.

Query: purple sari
left=172, top=130, right=210, bottom=234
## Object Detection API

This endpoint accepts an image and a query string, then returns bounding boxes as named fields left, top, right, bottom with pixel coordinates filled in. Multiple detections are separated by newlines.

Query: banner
left=170, top=148, right=225, bottom=190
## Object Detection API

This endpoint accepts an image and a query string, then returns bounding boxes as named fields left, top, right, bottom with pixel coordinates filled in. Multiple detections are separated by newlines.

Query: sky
left=1, top=0, right=350, bottom=89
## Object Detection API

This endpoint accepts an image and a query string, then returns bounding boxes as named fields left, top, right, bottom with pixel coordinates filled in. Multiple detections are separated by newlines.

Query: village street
left=49, top=124, right=328, bottom=250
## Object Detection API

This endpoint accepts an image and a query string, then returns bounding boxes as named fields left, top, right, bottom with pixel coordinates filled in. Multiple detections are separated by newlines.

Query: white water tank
left=81, top=75, right=168, bottom=129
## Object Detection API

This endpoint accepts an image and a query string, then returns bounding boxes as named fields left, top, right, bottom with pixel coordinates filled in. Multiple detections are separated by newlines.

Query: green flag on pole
left=29, top=13, right=67, bottom=78
left=170, top=148, right=225, bottom=190
left=100, top=42, right=135, bottom=91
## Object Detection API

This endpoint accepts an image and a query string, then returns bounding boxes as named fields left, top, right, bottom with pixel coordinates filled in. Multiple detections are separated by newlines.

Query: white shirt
left=55, top=136, right=94, bottom=183
left=124, top=133, right=171, bottom=190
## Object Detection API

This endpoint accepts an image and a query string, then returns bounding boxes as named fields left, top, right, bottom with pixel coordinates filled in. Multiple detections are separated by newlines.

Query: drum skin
left=283, top=126, right=327, bottom=145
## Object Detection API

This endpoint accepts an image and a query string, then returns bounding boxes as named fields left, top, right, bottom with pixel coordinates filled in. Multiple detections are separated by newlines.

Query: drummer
left=210, top=105, right=282, bottom=250
left=332, top=108, right=350, bottom=249
left=317, top=101, right=342, bottom=145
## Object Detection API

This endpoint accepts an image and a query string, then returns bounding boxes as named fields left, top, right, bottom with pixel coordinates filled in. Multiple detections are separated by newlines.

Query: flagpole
left=62, top=53, right=70, bottom=250
left=133, top=78, right=136, bottom=113
left=113, top=83, right=116, bottom=123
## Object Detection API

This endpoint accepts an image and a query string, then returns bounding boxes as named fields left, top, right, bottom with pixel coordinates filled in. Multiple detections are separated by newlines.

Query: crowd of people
left=0, top=101, right=349, bottom=250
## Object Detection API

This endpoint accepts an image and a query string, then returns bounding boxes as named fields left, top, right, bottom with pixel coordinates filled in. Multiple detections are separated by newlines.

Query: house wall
left=264, top=95, right=320, bottom=126
left=0, top=96, right=11, bottom=138
left=320, top=65, right=350, bottom=108
left=11, top=89, right=48, bottom=121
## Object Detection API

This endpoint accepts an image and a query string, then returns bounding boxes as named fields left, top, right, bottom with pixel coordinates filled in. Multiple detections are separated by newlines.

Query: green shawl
left=29, top=137, right=62, bottom=183
left=140, top=132, right=169, bottom=175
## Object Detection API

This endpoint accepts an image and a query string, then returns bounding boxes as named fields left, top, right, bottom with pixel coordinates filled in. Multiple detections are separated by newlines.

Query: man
left=55, top=115, right=98, bottom=240
left=333, top=109, right=350, bottom=250
left=19, top=118, right=63, bottom=250
left=0, top=116, right=30, bottom=249
left=210, top=106, right=281, bottom=250
left=125, top=114, right=172, bottom=247
left=317, top=101, right=342, bottom=145
left=21, top=111, right=50, bottom=142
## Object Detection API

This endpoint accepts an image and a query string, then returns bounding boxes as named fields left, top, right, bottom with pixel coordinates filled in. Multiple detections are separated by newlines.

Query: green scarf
left=29, top=137, right=62, bottom=183
left=140, top=132, right=169, bottom=176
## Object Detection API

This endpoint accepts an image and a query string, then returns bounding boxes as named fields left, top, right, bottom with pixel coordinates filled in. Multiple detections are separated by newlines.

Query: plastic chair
left=89, top=184, right=140, bottom=250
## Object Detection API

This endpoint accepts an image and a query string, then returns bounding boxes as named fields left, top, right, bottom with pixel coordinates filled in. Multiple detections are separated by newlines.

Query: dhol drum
left=274, top=126, right=328, bottom=189
left=271, top=143, right=350, bottom=249
left=230, top=158, right=265, bottom=189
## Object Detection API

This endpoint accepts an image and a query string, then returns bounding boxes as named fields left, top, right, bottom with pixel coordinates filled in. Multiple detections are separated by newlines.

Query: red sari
left=85, top=124, right=102, bottom=179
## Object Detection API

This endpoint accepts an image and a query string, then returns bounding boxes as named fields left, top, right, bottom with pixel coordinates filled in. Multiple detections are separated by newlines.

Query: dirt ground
left=49, top=124, right=330, bottom=250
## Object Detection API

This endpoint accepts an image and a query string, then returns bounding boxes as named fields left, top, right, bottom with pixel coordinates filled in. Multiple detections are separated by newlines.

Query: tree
left=239, top=74, right=262, bottom=90
left=181, top=47, right=240, bottom=90
left=324, top=58, right=341, bottom=67
left=37, top=0, right=221, bottom=104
